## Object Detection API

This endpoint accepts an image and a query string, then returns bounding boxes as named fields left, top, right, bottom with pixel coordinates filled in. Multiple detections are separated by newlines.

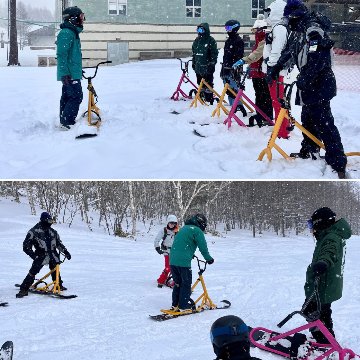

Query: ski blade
left=15, top=284, right=77, bottom=299
left=193, top=129, right=207, bottom=137
left=170, top=110, right=181, bottom=115
left=0, top=302, right=9, bottom=307
left=0, top=341, right=14, bottom=360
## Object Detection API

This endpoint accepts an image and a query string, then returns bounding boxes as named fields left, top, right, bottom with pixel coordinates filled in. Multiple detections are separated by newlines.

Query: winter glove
left=61, top=75, right=72, bottom=86
left=232, top=59, right=245, bottom=69
left=63, top=249, right=72, bottom=260
left=207, top=258, right=214, bottom=265
left=155, top=247, right=164, bottom=255
left=266, top=63, right=282, bottom=84
left=312, top=260, right=328, bottom=276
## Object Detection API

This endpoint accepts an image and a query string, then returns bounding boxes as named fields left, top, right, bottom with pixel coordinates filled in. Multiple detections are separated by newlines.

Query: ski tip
left=75, top=133, right=98, bottom=139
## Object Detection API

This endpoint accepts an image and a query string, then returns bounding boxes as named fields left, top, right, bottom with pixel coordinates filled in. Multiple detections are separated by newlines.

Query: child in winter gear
left=154, top=214, right=179, bottom=288
left=304, top=207, right=351, bottom=343
left=169, top=213, right=214, bottom=311
left=210, top=315, right=262, bottom=360
left=16, top=212, right=71, bottom=298
left=239, top=14, right=273, bottom=127
left=262, top=0, right=291, bottom=138
left=57, top=6, right=85, bottom=129
left=192, top=23, right=219, bottom=104
left=271, top=0, right=347, bottom=178
left=220, top=20, right=247, bottom=117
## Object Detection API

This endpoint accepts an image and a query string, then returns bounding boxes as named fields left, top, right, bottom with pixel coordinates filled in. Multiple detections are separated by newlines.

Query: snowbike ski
left=0, top=302, right=8, bottom=307
left=15, top=284, right=77, bottom=299
left=150, top=300, right=231, bottom=322
left=0, top=341, right=13, bottom=360
left=193, top=129, right=207, bottom=137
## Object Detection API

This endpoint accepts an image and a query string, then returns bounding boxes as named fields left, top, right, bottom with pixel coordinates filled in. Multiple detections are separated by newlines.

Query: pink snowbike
left=171, top=58, right=198, bottom=101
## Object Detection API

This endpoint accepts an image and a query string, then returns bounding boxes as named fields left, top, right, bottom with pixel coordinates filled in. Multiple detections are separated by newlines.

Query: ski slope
left=1, top=47, right=360, bottom=179
left=0, top=199, right=359, bottom=360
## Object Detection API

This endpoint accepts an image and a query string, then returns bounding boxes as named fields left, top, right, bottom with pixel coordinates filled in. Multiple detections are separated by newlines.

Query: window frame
left=108, top=0, right=127, bottom=16
left=186, top=0, right=202, bottom=18
left=251, top=0, right=265, bottom=19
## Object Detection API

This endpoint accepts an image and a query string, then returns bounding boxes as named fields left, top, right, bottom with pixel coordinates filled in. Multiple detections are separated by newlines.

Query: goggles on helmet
left=197, top=27, right=205, bottom=34
left=225, top=24, right=239, bottom=32
left=210, top=323, right=248, bottom=342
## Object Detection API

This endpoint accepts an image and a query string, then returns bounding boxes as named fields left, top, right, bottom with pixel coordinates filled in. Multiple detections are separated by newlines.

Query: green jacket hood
left=199, top=22, right=210, bottom=36
left=60, top=22, right=83, bottom=34
left=316, top=218, right=351, bottom=241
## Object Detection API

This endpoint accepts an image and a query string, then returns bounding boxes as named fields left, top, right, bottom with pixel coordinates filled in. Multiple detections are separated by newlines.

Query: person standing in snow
left=154, top=214, right=179, bottom=288
left=210, top=315, right=262, bottom=360
left=269, top=0, right=347, bottom=178
left=304, top=207, right=351, bottom=343
left=192, top=23, right=219, bottom=104
left=220, top=19, right=247, bottom=118
left=169, top=213, right=214, bottom=313
left=57, top=6, right=85, bottom=130
left=16, top=212, right=72, bottom=298
left=233, top=14, right=273, bottom=127
left=262, top=0, right=291, bottom=138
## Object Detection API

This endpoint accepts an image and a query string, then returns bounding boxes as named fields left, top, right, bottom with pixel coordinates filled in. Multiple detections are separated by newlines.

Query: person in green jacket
left=56, top=6, right=85, bottom=130
left=192, top=23, right=218, bottom=104
left=169, top=213, right=214, bottom=313
left=304, top=207, right=351, bottom=343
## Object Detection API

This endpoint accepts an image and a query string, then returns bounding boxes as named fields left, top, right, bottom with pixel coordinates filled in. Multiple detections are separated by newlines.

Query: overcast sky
left=18, top=0, right=56, bottom=12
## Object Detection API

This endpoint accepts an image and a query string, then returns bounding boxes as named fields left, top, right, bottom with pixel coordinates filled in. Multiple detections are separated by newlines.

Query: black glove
left=312, top=260, right=328, bottom=276
left=63, top=249, right=72, bottom=260
left=155, top=247, right=164, bottom=255
left=61, top=75, right=72, bottom=86
left=207, top=258, right=214, bottom=265
left=266, top=63, right=282, bottom=84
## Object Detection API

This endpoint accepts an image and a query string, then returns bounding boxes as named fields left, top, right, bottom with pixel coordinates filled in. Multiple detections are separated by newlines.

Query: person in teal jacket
left=56, top=6, right=85, bottom=130
left=169, top=213, right=214, bottom=312
left=192, top=23, right=218, bottom=104
left=304, top=207, right=351, bottom=343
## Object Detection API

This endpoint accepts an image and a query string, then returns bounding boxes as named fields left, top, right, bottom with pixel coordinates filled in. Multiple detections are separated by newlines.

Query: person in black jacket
left=220, top=20, right=247, bottom=117
left=16, top=212, right=71, bottom=298
left=269, top=0, right=347, bottom=178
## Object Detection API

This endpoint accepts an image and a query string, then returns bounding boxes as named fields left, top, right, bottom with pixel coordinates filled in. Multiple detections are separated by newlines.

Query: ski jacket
left=192, top=23, right=218, bottom=77
left=170, top=220, right=212, bottom=268
left=220, top=33, right=245, bottom=79
left=23, top=222, right=68, bottom=266
left=56, top=22, right=83, bottom=81
left=262, top=0, right=288, bottom=76
left=304, top=218, right=351, bottom=304
left=277, top=12, right=336, bottom=106
left=243, top=29, right=266, bottom=79
left=154, top=225, right=179, bottom=255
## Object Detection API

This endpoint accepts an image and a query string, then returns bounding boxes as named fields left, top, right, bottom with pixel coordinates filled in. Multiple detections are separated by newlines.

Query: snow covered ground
left=1, top=47, right=360, bottom=179
left=0, top=199, right=359, bottom=360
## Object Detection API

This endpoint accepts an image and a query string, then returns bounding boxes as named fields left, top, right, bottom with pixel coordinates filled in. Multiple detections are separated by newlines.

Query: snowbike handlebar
left=277, top=276, right=321, bottom=328
left=176, top=58, right=192, bottom=74
left=277, top=81, right=296, bottom=110
left=193, top=255, right=208, bottom=274
left=231, top=66, right=250, bottom=90
left=82, top=61, right=112, bottom=80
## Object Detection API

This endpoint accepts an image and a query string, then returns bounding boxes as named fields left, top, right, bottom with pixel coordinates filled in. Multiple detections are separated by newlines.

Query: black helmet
left=40, top=212, right=55, bottom=225
left=311, top=207, right=336, bottom=232
left=195, top=213, right=207, bottom=231
left=224, top=20, right=240, bottom=33
left=210, top=315, right=250, bottom=359
left=62, top=6, right=85, bottom=26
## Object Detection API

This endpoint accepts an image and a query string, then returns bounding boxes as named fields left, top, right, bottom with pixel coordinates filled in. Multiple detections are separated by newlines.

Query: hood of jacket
left=315, top=218, right=352, bottom=241
left=198, top=22, right=210, bottom=36
left=184, top=215, right=202, bottom=230
left=268, top=0, right=287, bottom=26
left=60, top=21, right=83, bottom=34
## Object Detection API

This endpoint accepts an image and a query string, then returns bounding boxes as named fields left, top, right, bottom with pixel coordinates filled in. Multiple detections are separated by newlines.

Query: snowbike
left=150, top=255, right=231, bottom=321
left=15, top=253, right=77, bottom=299
left=0, top=341, right=13, bottom=360
left=250, top=278, right=359, bottom=360
left=170, top=58, right=198, bottom=101
left=75, top=60, right=112, bottom=139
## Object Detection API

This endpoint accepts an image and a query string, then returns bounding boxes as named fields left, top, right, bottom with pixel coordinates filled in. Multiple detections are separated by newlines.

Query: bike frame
left=171, top=58, right=198, bottom=101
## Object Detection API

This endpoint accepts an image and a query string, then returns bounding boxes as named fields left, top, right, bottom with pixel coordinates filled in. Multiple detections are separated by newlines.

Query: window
left=186, top=0, right=201, bottom=18
left=251, top=0, right=265, bottom=19
left=108, top=0, right=127, bottom=15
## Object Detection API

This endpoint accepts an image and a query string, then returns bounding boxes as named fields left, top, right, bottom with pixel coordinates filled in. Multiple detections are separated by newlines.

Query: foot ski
left=15, top=284, right=77, bottom=299
left=170, top=110, right=181, bottom=115
left=150, top=300, right=231, bottom=321
left=0, top=302, right=8, bottom=307
left=193, top=129, right=207, bottom=138
left=0, top=341, right=13, bottom=360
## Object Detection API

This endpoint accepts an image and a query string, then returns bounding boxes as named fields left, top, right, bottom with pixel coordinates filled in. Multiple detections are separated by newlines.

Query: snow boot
left=337, top=171, right=346, bottom=179
left=236, top=104, right=247, bottom=117
left=16, top=289, right=29, bottom=298
left=60, top=285, right=67, bottom=291
left=290, top=148, right=320, bottom=160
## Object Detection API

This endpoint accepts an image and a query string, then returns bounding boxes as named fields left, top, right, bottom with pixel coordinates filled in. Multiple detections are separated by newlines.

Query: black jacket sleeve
left=23, top=231, right=36, bottom=259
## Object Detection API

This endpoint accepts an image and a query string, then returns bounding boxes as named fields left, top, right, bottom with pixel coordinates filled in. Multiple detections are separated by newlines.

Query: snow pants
left=196, top=73, right=214, bottom=103
left=60, top=80, right=83, bottom=126
left=303, top=300, right=334, bottom=343
left=157, top=254, right=171, bottom=285
left=252, top=77, right=273, bottom=121
left=300, top=101, right=347, bottom=173
left=268, top=76, right=290, bottom=139
left=222, top=75, right=247, bottom=115
left=170, top=265, right=192, bottom=309
left=20, top=257, right=63, bottom=291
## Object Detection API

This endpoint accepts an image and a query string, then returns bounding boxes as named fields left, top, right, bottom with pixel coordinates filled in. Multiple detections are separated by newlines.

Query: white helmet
left=166, top=214, right=178, bottom=224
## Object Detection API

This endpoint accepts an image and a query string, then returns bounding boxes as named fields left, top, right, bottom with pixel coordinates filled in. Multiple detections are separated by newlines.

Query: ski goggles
left=307, top=219, right=313, bottom=230
left=168, top=222, right=177, bottom=226
left=197, top=27, right=205, bottom=34
left=210, top=323, right=248, bottom=342
left=225, top=24, right=239, bottom=32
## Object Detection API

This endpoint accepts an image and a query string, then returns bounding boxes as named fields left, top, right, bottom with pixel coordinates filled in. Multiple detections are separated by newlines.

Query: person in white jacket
left=154, top=215, right=179, bottom=288
left=262, top=0, right=291, bottom=139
